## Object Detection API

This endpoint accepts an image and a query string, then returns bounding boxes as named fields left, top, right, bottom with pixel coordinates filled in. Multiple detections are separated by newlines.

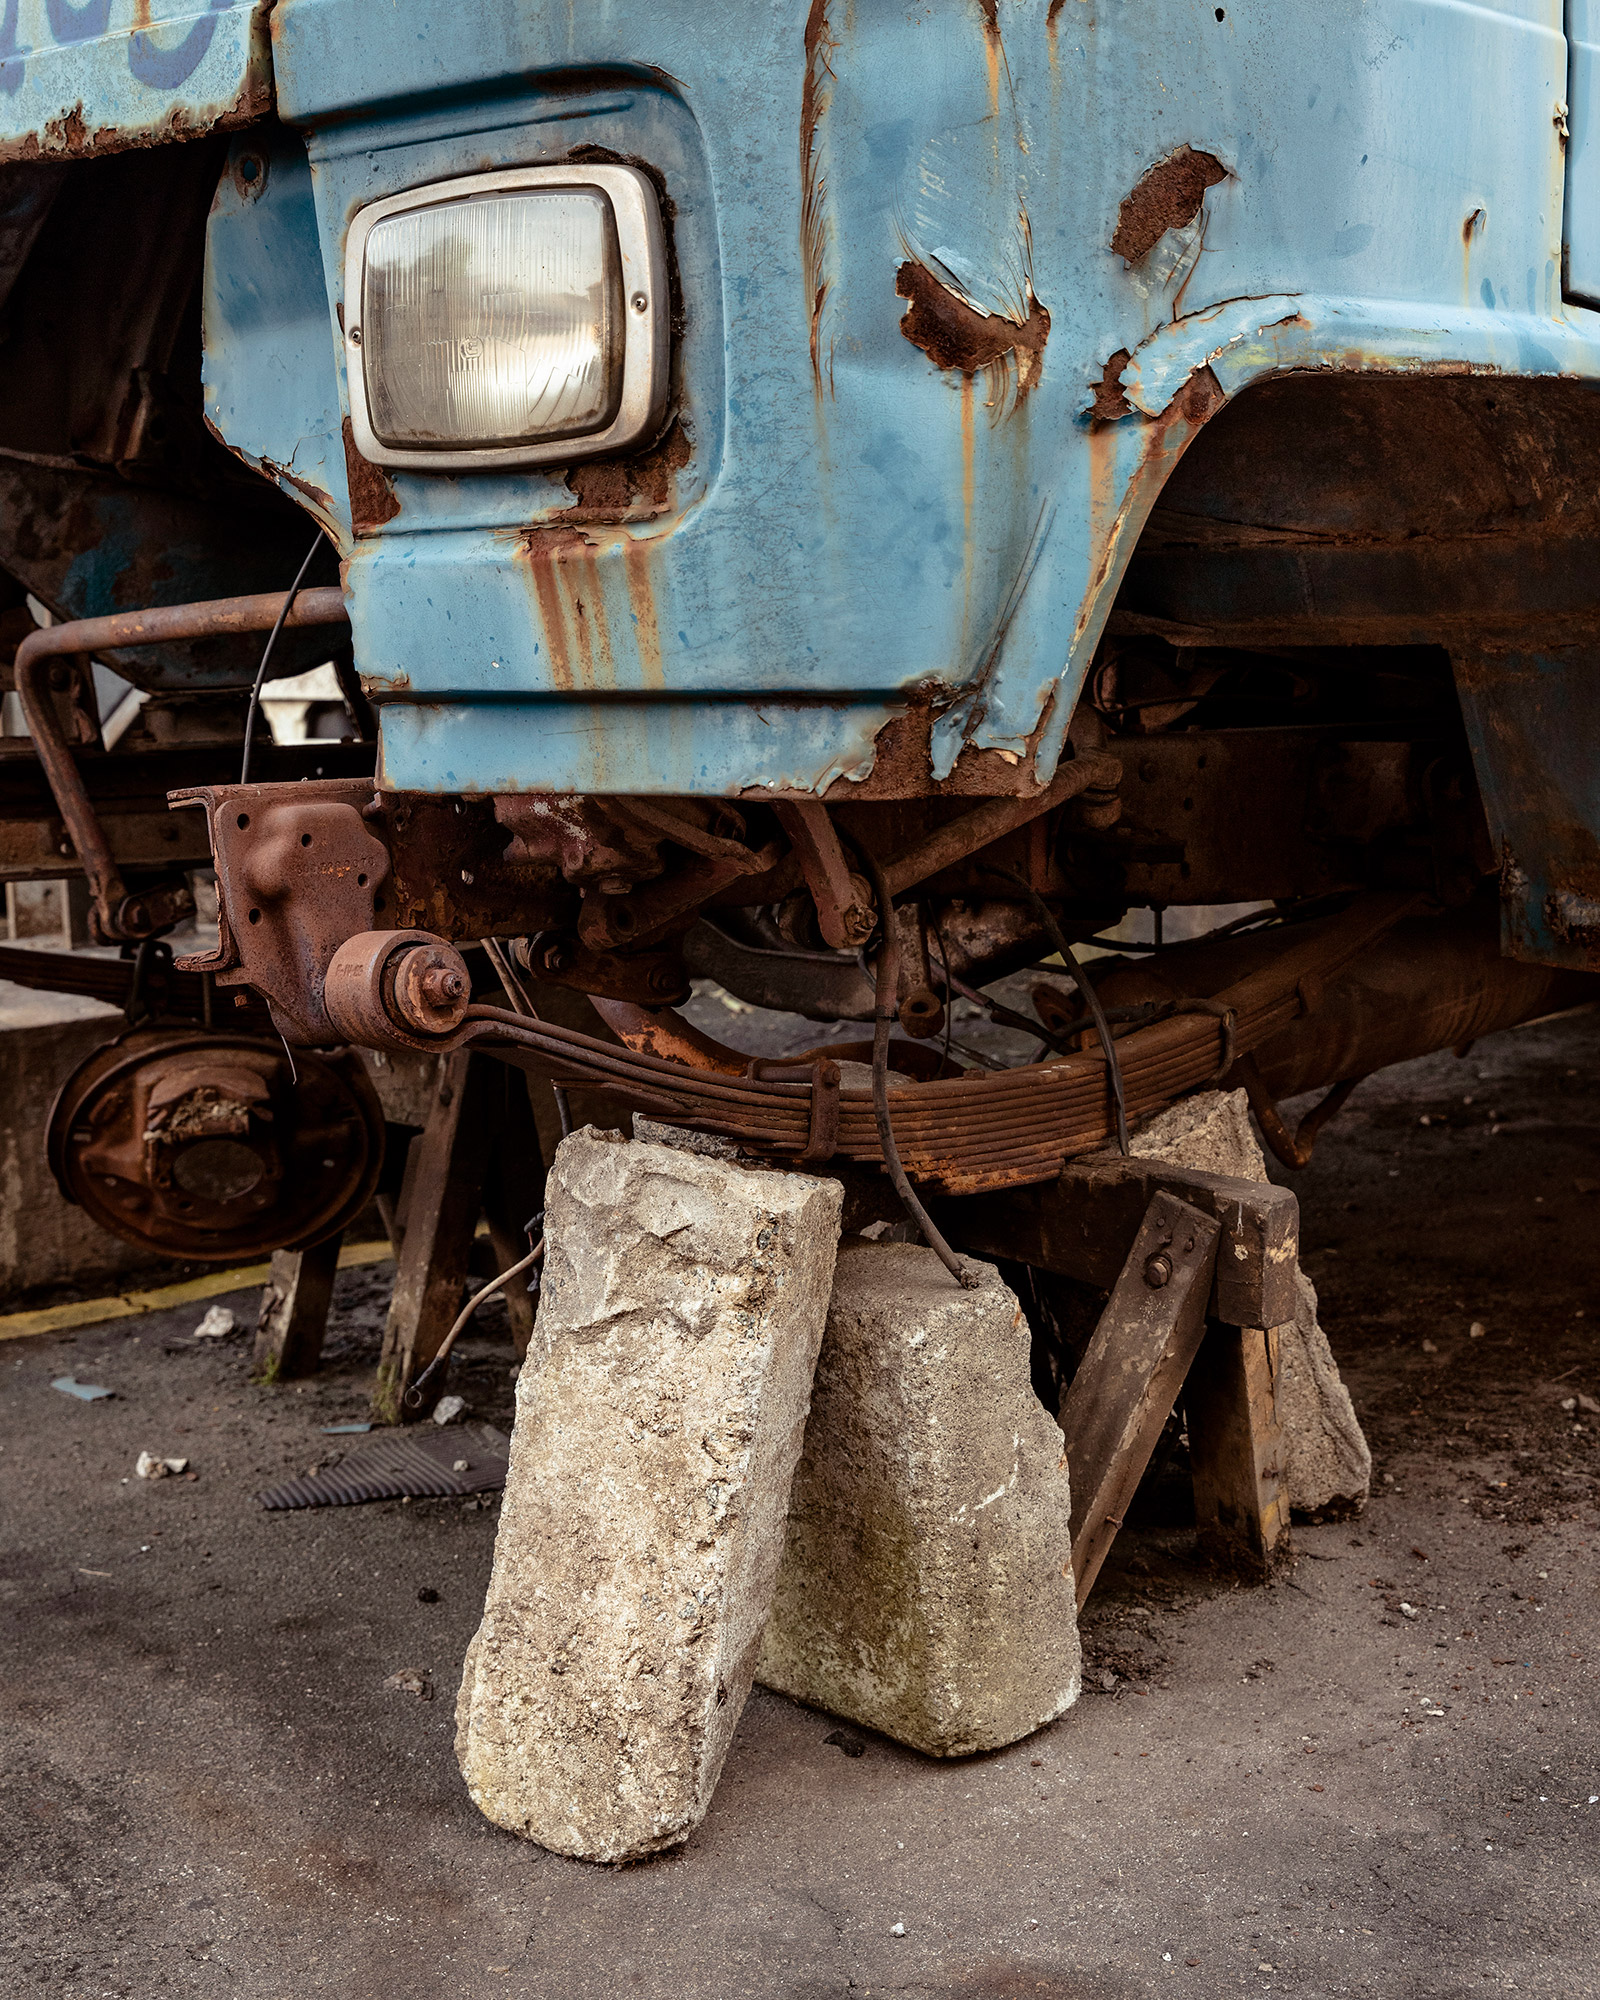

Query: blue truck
left=2, top=1, right=1598, bottom=1262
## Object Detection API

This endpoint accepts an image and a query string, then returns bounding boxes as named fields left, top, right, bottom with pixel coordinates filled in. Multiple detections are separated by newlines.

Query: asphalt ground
left=3, top=1004, right=1598, bottom=1999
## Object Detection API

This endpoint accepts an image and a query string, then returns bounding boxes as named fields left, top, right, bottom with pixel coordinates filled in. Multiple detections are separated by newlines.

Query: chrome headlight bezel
left=342, top=162, right=669, bottom=474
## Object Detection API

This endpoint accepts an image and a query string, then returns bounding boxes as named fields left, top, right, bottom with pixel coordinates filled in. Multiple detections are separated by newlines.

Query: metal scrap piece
left=253, top=1421, right=509, bottom=1511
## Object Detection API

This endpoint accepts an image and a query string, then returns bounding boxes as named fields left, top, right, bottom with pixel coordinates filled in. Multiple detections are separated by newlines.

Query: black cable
left=862, top=851, right=975, bottom=1288
left=240, top=529, right=328, bottom=784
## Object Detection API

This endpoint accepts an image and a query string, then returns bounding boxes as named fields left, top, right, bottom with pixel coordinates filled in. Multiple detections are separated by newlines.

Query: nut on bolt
left=1142, top=1251, right=1173, bottom=1290
left=387, top=941, right=472, bottom=1036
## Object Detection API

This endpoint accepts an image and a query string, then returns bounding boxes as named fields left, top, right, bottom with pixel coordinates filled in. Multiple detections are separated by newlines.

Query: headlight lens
left=362, top=189, right=621, bottom=451
left=344, top=164, right=668, bottom=475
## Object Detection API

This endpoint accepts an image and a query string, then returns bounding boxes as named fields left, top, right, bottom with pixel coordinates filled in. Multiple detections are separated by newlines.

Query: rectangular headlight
left=343, top=164, right=668, bottom=474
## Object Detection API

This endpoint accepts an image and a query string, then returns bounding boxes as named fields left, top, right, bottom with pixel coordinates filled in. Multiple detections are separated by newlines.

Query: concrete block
left=0, top=983, right=167, bottom=1301
left=1131, top=1089, right=1371, bottom=1514
left=758, top=1242, right=1081, bottom=1757
left=456, top=1128, right=843, bottom=1861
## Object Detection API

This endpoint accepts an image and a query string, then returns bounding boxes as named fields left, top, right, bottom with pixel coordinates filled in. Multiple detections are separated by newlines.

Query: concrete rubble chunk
left=758, top=1242, right=1081, bottom=1757
left=455, top=1127, right=842, bottom=1863
left=1131, top=1089, right=1372, bottom=1513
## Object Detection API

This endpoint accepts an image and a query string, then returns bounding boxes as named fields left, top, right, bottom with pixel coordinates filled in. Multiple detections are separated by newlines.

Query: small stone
left=758, top=1243, right=1079, bottom=1757
left=384, top=1667, right=433, bottom=1700
left=1578, top=1394, right=1600, bottom=1416
left=1421, top=1339, right=1438, bottom=1353
left=134, top=1451, right=188, bottom=1479
left=1470, top=1322, right=1487, bottom=1338
left=1561, top=1397, right=1577, bottom=1412
left=431, top=1394, right=465, bottom=1425
left=457, top=1130, right=842, bottom=1862
left=192, top=1305, right=235, bottom=1340
left=890, top=1923, right=905, bottom=1938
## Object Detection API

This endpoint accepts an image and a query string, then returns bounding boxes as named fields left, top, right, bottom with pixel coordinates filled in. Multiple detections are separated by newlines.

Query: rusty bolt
left=543, top=941, right=570, bottom=974
left=420, top=965, right=466, bottom=1007
left=1143, top=1251, right=1173, bottom=1290
left=648, top=963, right=680, bottom=995
left=387, top=942, right=472, bottom=1036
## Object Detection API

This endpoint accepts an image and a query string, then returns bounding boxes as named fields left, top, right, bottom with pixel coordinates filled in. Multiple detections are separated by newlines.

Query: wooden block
left=1186, top=1322, right=1292, bottom=1578
left=939, top=1155, right=1298, bottom=1330
left=1058, top=1191, right=1221, bottom=1603
left=372, top=1050, right=497, bottom=1423
left=252, top=1230, right=344, bottom=1383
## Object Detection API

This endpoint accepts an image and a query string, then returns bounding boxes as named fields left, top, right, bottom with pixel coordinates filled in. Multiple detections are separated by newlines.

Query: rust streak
left=562, top=564, right=598, bottom=689
left=895, top=261, right=1050, bottom=401
left=624, top=542, right=665, bottom=691
left=977, top=0, right=1002, bottom=116
left=522, top=530, right=592, bottom=693
left=1111, top=145, right=1228, bottom=266
left=585, top=561, right=616, bottom=691
left=802, top=0, right=838, bottom=398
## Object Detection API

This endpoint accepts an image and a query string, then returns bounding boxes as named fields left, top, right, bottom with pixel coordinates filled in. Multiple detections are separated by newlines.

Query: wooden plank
left=251, top=1231, right=344, bottom=1383
left=1186, top=1322, right=1292, bottom=1578
left=940, top=1156, right=1298, bottom=1330
left=1058, top=1191, right=1221, bottom=1604
left=372, top=1050, right=496, bottom=1423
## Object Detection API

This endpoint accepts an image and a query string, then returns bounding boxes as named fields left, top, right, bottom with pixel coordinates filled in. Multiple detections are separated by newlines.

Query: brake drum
left=47, top=1030, right=384, bottom=1262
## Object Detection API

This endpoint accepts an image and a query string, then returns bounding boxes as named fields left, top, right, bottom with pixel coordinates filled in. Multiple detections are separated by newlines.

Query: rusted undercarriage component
left=0, top=734, right=372, bottom=890
left=1094, top=895, right=1594, bottom=1104
left=180, top=888, right=1595, bottom=1201
left=14, top=587, right=349, bottom=941
left=47, top=1029, right=384, bottom=1262
left=209, top=894, right=1415, bottom=1197
left=172, top=748, right=1126, bottom=1041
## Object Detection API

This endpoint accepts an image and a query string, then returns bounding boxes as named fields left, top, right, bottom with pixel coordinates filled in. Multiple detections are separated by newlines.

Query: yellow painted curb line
left=0, top=1239, right=394, bottom=1343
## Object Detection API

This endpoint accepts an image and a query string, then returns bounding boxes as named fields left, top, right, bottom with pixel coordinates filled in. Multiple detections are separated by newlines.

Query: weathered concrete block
left=456, top=1128, right=842, bottom=1862
left=0, top=987, right=168, bottom=1301
left=1131, top=1090, right=1372, bottom=1513
left=757, top=1242, right=1081, bottom=1757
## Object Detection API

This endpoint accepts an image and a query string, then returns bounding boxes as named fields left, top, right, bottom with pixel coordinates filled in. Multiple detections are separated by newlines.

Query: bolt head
left=1143, top=1252, right=1173, bottom=1290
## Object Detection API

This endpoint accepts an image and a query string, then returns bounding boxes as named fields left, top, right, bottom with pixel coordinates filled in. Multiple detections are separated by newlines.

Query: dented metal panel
left=0, top=2, right=272, bottom=162
left=199, top=0, right=1596, bottom=799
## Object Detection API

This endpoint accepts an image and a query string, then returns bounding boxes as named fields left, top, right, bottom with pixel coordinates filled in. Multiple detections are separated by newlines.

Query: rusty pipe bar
left=880, top=749, right=1121, bottom=898
left=14, top=589, right=349, bottom=940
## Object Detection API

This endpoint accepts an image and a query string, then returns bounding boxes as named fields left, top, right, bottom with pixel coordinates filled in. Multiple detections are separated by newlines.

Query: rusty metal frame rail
left=14, top=588, right=349, bottom=941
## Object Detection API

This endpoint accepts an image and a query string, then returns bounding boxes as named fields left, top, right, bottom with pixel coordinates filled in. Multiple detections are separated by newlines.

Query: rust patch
left=260, top=457, right=336, bottom=516
left=1089, top=348, right=1133, bottom=423
left=563, top=420, right=692, bottom=523
left=1046, top=0, right=1071, bottom=23
left=0, top=87, right=269, bottom=166
left=341, top=418, right=401, bottom=534
left=1111, top=145, right=1228, bottom=265
left=802, top=0, right=837, bottom=395
left=896, top=262, right=1051, bottom=400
